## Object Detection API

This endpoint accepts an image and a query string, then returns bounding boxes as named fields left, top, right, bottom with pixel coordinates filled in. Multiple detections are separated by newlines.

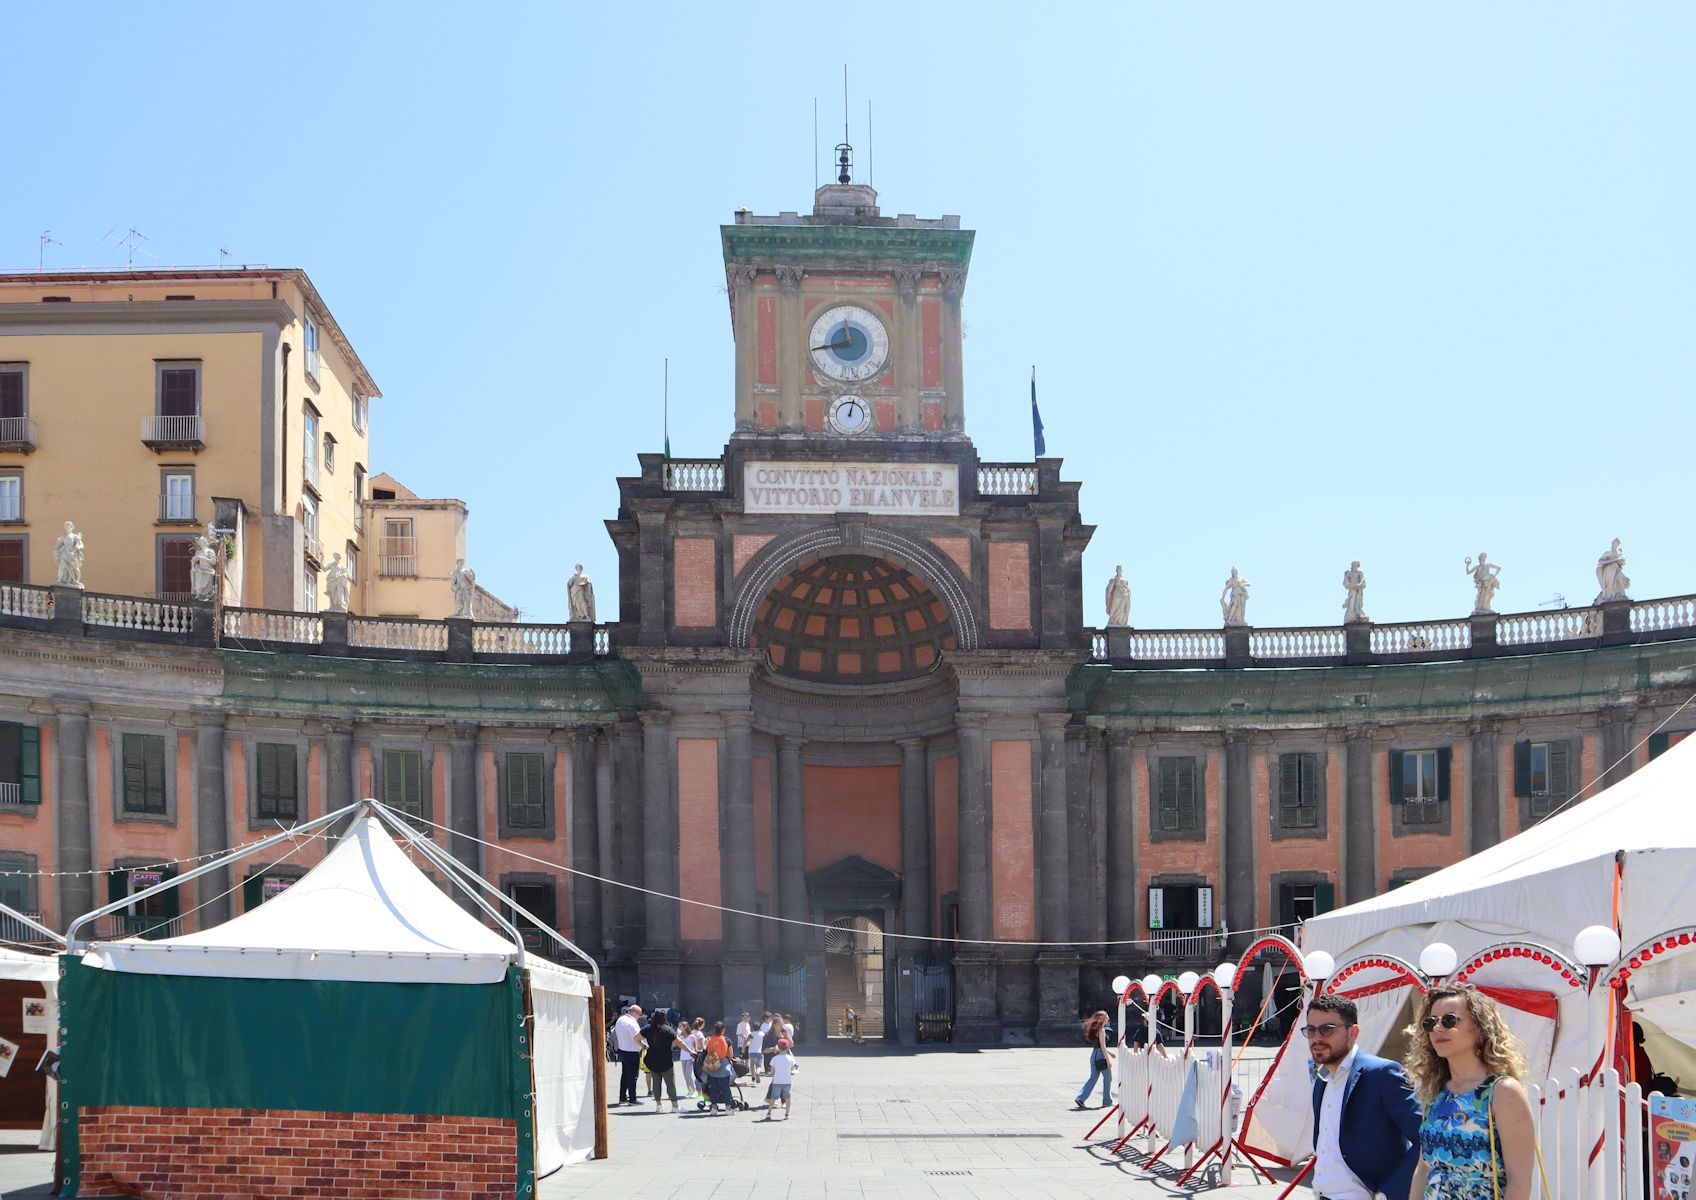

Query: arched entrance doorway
left=825, top=916, right=884, bottom=1040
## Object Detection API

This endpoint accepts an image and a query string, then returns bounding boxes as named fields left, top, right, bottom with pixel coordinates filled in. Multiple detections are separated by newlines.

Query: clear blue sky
left=6, top=3, right=1691, bottom=627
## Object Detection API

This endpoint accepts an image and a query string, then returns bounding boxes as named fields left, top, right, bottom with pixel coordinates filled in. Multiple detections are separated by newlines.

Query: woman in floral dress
left=1406, top=984, right=1536, bottom=1199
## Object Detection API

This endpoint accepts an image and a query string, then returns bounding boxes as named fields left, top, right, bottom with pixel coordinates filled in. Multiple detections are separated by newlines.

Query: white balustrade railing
left=140, top=414, right=204, bottom=444
left=1631, top=594, right=1696, bottom=634
left=1128, top=630, right=1225, bottom=661
left=664, top=460, right=724, bottom=492
left=593, top=627, right=612, bottom=657
left=1498, top=607, right=1599, bottom=646
left=1370, top=619, right=1471, bottom=655
left=1147, top=929, right=1217, bottom=959
left=84, top=593, right=193, bottom=634
left=0, top=782, right=19, bottom=807
left=977, top=463, right=1038, bottom=496
left=0, top=584, right=53, bottom=620
left=222, top=609, right=323, bottom=644
left=473, top=624, right=571, bottom=655
left=350, top=617, right=449, bottom=652
left=0, top=417, right=37, bottom=448
left=1250, top=627, right=1345, bottom=659
left=1090, top=631, right=1108, bottom=661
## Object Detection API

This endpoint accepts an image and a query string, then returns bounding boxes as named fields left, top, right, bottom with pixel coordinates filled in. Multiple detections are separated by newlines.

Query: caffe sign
left=743, top=461, right=960, bottom=517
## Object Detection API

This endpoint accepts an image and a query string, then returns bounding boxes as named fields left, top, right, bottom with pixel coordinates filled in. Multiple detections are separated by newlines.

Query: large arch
left=728, top=523, right=980, bottom=650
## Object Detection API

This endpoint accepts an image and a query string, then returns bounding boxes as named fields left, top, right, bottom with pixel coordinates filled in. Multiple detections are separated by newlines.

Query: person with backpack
left=702, top=1021, right=736, bottom=1115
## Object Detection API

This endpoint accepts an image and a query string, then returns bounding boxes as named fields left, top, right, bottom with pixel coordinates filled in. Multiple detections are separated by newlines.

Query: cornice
left=721, top=224, right=974, bottom=268
left=0, top=298, right=294, bottom=331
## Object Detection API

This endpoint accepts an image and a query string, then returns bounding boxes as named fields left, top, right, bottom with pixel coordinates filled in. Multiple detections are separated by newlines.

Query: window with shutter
left=1395, top=749, right=1442, bottom=825
left=0, top=370, right=23, bottom=420
left=157, top=366, right=198, bottom=417
left=121, top=733, right=167, bottom=815
left=382, top=749, right=424, bottom=821
left=505, top=752, right=546, bottom=829
left=1527, top=740, right=1573, bottom=819
left=0, top=538, right=23, bottom=585
left=255, top=743, right=299, bottom=820
left=159, top=537, right=195, bottom=598
left=0, top=723, right=32, bottom=807
left=1157, top=757, right=1199, bottom=833
left=1278, top=752, right=1320, bottom=829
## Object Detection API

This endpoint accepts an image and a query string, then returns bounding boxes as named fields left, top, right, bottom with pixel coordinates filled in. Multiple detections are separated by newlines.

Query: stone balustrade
left=663, top=459, right=726, bottom=492
left=0, top=584, right=53, bottom=621
left=976, top=463, right=1039, bottom=496
left=222, top=608, right=322, bottom=645
left=350, top=616, right=449, bottom=652
left=1369, top=618, right=1471, bottom=655
left=83, top=592, right=194, bottom=635
left=1249, top=626, right=1345, bottom=660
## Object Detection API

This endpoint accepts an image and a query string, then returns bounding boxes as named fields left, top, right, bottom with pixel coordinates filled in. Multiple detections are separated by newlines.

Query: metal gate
left=913, top=954, right=954, bottom=1042
left=764, top=956, right=806, bottom=1018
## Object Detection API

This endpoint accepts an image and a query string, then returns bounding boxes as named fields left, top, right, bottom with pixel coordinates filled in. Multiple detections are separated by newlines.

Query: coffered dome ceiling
left=751, top=555, right=956, bottom=684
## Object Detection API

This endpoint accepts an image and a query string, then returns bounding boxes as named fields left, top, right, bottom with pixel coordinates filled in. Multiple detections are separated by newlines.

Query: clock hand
left=810, top=335, right=854, bottom=352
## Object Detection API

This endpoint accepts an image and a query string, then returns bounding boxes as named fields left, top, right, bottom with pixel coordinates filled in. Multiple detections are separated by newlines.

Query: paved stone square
left=0, top=1046, right=1311, bottom=1197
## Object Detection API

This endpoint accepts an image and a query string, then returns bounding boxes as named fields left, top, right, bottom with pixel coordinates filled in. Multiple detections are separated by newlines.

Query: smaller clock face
left=809, top=305, right=890, bottom=383
left=827, top=395, right=872, bottom=436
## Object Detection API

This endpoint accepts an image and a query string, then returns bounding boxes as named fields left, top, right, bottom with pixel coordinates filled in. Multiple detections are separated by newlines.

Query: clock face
left=827, top=395, right=872, bottom=436
left=809, top=305, right=890, bottom=383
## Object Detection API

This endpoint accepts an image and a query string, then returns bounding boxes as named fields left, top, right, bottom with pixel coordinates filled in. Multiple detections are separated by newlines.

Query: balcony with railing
left=0, top=416, right=37, bottom=453
left=141, top=412, right=205, bottom=450
left=302, top=531, right=323, bottom=566
left=0, top=781, right=21, bottom=807
left=302, top=454, right=321, bottom=495
left=0, top=909, right=50, bottom=948
left=379, top=536, right=417, bottom=577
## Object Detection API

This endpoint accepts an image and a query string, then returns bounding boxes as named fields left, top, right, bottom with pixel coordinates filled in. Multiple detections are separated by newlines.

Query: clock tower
left=721, top=179, right=973, bottom=441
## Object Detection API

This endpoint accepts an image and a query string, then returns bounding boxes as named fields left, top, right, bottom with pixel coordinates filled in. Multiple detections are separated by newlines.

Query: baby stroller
left=695, top=1058, right=754, bottom=1112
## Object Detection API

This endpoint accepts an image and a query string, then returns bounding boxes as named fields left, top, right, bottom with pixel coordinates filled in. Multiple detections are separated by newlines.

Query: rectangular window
left=1401, top=750, right=1440, bottom=824
left=243, top=870, right=299, bottom=911
left=0, top=367, right=24, bottom=420
left=302, top=565, right=318, bottom=614
left=0, top=857, right=32, bottom=914
left=323, top=432, right=336, bottom=475
left=505, top=752, right=546, bottom=829
left=382, top=749, right=423, bottom=818
left=301, top=492, right=319, bottom=542
left=353, top=464, right=367, bottom=533
left=302, top=408, right=320, bottom=490
left=158, top=536, right=195, bottom=599
left=507, top=880, right=557, bottom=952
left=1278, top=752, right=1320, bottom=829
left=1529, top=741, right=1569, bottom=819
left=0, top=538, right=24, bottom=585
left=156, top=363, right=199, bottom=417
left=381, top=517, right=416, bottom=576
left=161, top=470, right=195, bottom=522
left=304, top=315, right=320, bottom=379
left=254, top=742, right=299, bottom=820
left=0, top=722, right=41, bottom=807
left=121, top=733, right=168, bottom=815
left=1148, top=883, right=1213, bottom=930
left=352, top=392, right=367, bottom=434
left=1157, top=756, right=1199, bottom=833
left=345, top=541, right=359, bottom=583
left=0, top=475, right=20, bottom=524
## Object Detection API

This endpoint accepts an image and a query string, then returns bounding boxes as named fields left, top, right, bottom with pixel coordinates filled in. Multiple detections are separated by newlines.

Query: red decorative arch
left=1454, top=941, right=1586, bottom=991
left=1237, top=933, right=1306, bottom=982
left=1187, top=975, right=1226, bottom=1006
left=1324, top=953, right=1426, bottom=1000
left=1606, top=926, right=1696, bottom=992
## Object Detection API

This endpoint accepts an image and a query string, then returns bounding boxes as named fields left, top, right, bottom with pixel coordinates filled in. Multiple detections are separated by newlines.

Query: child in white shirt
left=759, top=1039, right=797, bottom=1121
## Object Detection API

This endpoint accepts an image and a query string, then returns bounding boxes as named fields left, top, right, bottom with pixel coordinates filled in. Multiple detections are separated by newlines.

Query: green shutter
left=19, top=726, right=38, bottom=804
left=107, top=869, right=126, bottom=906
left=1315, top=882, right=1335, bottom=913
left=1550, top=740, right=1571, bottom=799
left=1437, top=747, right=1452, bottom=803
left=1649, top=732, right=1670, bottom=760
left=1280, top=755, right=1300, bottom=814
left=1387, top=750, right=1404, bottom=803
left=243, top=873, right=264, bottom=912
left=1513, top=740, right=1531, bottom=797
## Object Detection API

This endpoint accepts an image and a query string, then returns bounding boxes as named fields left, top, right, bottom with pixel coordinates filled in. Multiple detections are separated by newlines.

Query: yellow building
left=363, top=472, right=518, bottom=621
left=0, top=268, right=374, bottom=611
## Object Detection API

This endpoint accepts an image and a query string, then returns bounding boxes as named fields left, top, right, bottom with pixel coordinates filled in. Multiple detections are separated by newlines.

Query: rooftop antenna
left=38, top=231, right=61, bottom=272
left=1538, top=593, right=1569, bottom=610
left=834, top=64, right=853, bottom=185
left=813, top=97, right=819, bottom=192
left=122, top=228, right=148, bottom=269
left=219, top=245, right=231, bottom=266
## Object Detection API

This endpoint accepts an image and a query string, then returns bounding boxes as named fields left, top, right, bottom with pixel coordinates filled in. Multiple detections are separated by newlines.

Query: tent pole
left=371, top=803, right=602, bottom=986
left=64, top=799, right=371, bottom=952
left=0, top=901, right=63, bottom=946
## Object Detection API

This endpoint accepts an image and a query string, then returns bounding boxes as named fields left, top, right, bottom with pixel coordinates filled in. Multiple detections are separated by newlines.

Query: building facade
left=0, top=190, right=1690, bottom=1045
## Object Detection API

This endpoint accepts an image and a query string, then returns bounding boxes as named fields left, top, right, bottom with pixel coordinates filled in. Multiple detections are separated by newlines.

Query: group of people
left=611, top=1003, right=800, bottom=1121
left=1082, top=983, right=1545, bottom=1199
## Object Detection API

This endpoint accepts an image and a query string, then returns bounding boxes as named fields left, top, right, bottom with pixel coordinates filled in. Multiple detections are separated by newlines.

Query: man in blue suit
left=1305, top=993, right=1422, bottom=1200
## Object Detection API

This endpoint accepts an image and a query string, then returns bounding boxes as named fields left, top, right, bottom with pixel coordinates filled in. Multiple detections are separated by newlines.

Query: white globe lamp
left=1303, top=949, right=1336, bottom=981
left=1419, top=942, right=1459, bottom=979
left=1574, top=926, right=1621, bottom=968
left=1214, top=961, right=1237, bottom=991
left=1177, top=970, right=1201, bottom=995
left=1111, top=974, right=1132, bottom=996
left=1141, top=973, right=1162, bottom=996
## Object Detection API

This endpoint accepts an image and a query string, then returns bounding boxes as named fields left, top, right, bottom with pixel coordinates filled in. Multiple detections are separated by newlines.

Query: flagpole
left=663, top=358, right=671, bottom=486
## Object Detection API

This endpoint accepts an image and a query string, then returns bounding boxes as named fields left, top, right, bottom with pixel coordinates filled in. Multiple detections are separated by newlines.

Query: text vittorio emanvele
left=742, top=462, right=961, bottom=516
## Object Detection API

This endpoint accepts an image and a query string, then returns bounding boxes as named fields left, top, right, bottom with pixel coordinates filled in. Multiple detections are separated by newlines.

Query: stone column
left=730, top=264, right=759, bottom=429
left=1598, top=704, right=1639, bottom=789
left=1065, top=726, right=1097, bottom=949
left=1104, top=729, right=1136, bottom=945
left=894, top=269, right=922, bottom=429
left=721, top=713, right=761, bottom=1021
left=895, top=736, right=931, bottom=1047
left=775, top=266, right=804, bottom=430
left=639, top=710, right=680, bottom=1001
left=1036, top=713, right=1076, bottom=1044
left=608, top=716, right=644, bottom=963
left=1468, top=719, right=1501, bottom=853
left=1343, top=727, right=1376, bottom=905
left=953, top=712, right=997, bottom=1042
left=448, top=726, right=481, bottom=875
left=194, top=714, right=231, bottom=927
left=55, top=704, right=93, bottom=926
left=324, top=721, right=356, bottom=814
left=939, top=270, right=967, bottom=432
left=571, top=727, right=603, bottom=958
left=776, top=736, right=806, bottom=957
left=1223, top=732, right=1255, bottom=943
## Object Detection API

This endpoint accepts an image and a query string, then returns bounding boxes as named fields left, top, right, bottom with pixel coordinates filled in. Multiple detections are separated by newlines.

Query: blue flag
left=1030, top=367, right=1046, bottom=457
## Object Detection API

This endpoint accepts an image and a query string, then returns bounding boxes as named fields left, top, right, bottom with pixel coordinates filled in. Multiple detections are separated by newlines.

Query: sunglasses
left=1299, top=1022, right=1349, bottom=1039
left=1421, top=1013, right=1464, bottom=1032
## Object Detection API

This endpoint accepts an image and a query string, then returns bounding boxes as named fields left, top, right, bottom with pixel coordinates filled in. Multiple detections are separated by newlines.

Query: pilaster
left=1468, top=718, right=1502, bottom=853
left=1104, top=729, right=1136, bottom=944
left=776, top=735, right=806, bottom=956
left=571, top=726, right=603, bottom=957
left=194, top=713, right=231, bottom=927
left=55, top=703, right=93, bottom=923
left=1223, top=731, right=1254, bottom=940
left=1343, top=725, right=1376, bottom=904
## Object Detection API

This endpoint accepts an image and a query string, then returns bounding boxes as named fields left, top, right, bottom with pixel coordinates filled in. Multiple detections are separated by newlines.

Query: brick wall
left=732, top=534, right=774, bottom=579
left=929, top=536, right=971, bottom=580
left=677, top=737, right=721, bottom=941
left=75, top=1106, right=518, bottom=1199
left=990, top=739, right=1035, bottom=939
left=672, top=538, right=717, bottom=628
left=986, top=542, right=1031, bottom=631
left=802, top=764, right=900, bottom=873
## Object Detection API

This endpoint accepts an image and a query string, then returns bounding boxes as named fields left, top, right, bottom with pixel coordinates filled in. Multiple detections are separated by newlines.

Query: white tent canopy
left=0, top=946, right=57, bottom=984
left=1304, top=734, right=1696, bottom=984
left=82, top=812, right=585, bottom=991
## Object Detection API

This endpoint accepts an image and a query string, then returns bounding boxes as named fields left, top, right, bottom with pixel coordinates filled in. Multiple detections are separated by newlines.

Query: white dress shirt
left=614, top=1012, right=643, bottom=1053
left=1314, top=1046, right=1376, bottom=1200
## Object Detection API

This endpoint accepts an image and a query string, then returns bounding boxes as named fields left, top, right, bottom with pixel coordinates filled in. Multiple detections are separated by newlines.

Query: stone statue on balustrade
left=1105, top=566, right=1131, bottom=627
left=1342, top=560, right=1369, bottom=624
left=324, top=553, right=352, bottom=612
left=450, top=559, right=477, bottom=620
left=189, top=535, right=219, bottom=602
left=53, top=522, right=84, bottom=589
left=1220, top=567, right=1250, bottom=627
left=567, top=563, right=596, bottom=623
left=1595, top=538, right=1631, bottom=603
left=1465, top=552, right=1501, bottom=614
